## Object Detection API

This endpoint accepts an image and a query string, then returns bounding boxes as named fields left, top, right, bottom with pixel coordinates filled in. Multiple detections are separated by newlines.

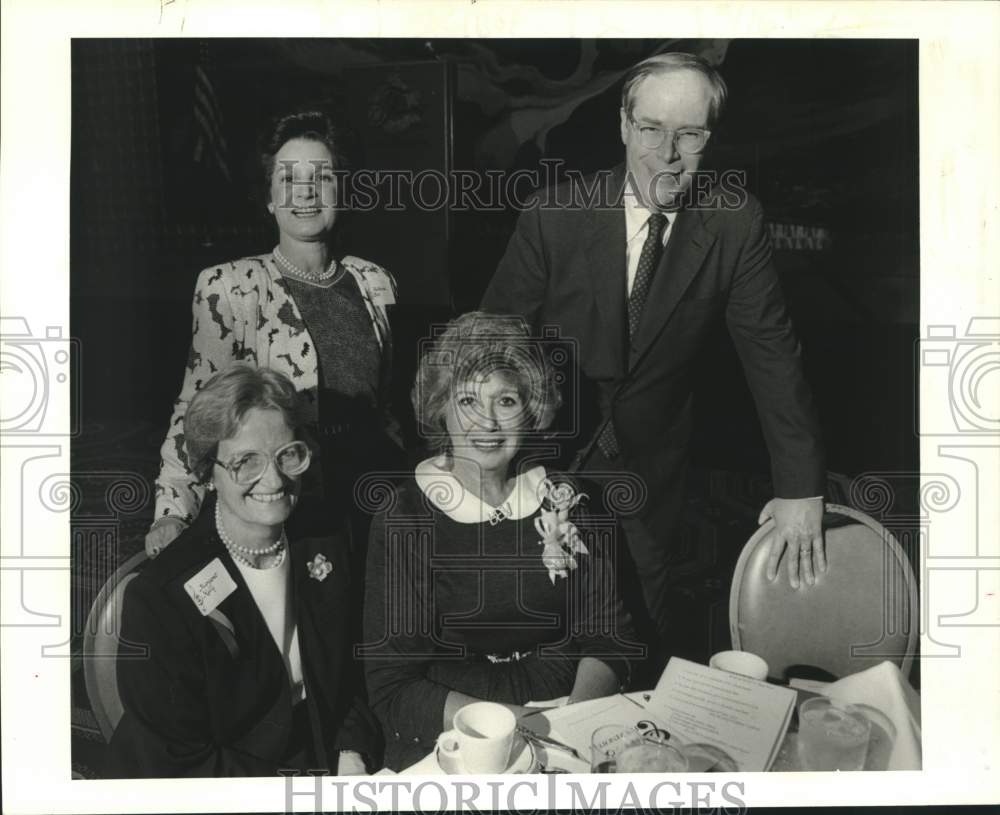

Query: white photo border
left=1, top=0, right=998, bottom=811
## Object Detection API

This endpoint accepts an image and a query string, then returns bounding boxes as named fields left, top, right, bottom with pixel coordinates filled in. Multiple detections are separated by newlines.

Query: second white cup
left=437, top=702, right=516, bottom=774
left=709, top=650, right=770, bottom=681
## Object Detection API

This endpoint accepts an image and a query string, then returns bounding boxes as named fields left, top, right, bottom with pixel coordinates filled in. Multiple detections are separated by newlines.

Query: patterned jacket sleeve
left=153, top=266, right=241, bottom=525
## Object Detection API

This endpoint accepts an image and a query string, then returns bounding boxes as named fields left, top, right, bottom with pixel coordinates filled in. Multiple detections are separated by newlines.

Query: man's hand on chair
left=758, top=497, right=825, bottom=589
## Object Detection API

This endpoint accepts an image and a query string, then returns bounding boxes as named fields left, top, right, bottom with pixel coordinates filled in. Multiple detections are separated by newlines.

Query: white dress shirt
left=234, top=552, right=306, bottom=703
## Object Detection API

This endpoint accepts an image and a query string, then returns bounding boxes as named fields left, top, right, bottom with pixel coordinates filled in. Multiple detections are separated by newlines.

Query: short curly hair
left=260, top=109, right=350, bottom=199
left=183, top=364, right=311, bottom=483
left=411, top=311, right=562, bottom=453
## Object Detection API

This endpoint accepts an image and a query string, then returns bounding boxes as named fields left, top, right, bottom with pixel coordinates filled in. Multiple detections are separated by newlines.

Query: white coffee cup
left=709, top=650, right=770, bottom=681
left=436, top=702, right=516, bottom=774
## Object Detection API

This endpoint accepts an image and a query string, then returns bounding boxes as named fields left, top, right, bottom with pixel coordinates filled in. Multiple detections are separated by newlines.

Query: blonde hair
left=411, top=312, right=562, bottom=452
left=183, top=364, right=310, bottom=482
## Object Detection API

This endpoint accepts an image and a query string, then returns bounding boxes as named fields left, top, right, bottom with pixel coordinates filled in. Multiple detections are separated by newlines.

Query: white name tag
left=367, top=274, right=396, bottom=306
left=183, top=558, right=237, bottom=616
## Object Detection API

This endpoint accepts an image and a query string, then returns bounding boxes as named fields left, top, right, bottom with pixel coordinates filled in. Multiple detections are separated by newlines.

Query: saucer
left=436, top=734, right=537, bottom=774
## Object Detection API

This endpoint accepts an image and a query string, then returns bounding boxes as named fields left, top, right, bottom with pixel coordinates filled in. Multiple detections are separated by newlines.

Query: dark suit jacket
left=482, top=166, right=825, bottom=540
left=107, top=496, right=378, bottom=777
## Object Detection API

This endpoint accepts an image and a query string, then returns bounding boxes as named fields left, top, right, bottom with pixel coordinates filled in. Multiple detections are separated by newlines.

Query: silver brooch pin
left=487, top=502, right=512, bottom=526
left=307, top=553, right=333, bottom=581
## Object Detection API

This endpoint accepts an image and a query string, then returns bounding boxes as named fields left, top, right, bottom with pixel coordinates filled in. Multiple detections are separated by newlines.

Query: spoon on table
left=515, top=725, right=585, bottom=763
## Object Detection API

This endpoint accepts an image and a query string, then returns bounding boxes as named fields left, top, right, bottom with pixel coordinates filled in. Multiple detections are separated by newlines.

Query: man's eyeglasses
left=628, top=116, right=711, bottom=155
left=214, top=440, right=312, bottom=485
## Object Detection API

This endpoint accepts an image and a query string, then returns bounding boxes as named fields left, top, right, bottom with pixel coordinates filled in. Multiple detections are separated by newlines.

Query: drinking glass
left=617, top=739, right=688, bottom=773
left=797, top=697, right=872, bottom=771
left=590, top=725, right=636, bottom=773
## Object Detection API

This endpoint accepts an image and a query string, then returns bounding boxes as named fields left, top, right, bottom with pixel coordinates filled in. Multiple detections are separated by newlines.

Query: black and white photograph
left=1, top=2, right=998, bottom=812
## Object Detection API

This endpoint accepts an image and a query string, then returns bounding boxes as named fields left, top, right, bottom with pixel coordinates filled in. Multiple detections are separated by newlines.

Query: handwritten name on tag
left=367, top=274, right=396, bottom=306
left=183, top=558, right=237, bottom=616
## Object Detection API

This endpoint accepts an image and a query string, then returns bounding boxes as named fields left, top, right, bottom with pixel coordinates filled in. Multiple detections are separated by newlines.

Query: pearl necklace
left=273, top=247, right=338, bottom=283
left=215, top=503, right=287, bottom=569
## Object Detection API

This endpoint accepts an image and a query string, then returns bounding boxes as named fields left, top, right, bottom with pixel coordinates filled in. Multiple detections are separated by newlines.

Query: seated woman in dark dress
left=109, top=366, right=377, bottom=777
left=362, top=312, right=640, bottom=770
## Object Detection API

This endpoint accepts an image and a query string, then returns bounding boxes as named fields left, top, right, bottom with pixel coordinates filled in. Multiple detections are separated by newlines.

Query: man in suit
left=482, top=53, right=827, bottom=665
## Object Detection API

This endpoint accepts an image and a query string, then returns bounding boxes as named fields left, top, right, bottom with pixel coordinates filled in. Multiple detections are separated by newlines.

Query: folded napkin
left=823, top=660, right=921, bottom=770
left=525, top=696, right=569, bottom=708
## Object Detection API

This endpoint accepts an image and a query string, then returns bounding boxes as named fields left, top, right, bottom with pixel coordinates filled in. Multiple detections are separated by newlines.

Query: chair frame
left=728, top=502, right=919, bottom=679
left=82, top=550, right=148, bottom=743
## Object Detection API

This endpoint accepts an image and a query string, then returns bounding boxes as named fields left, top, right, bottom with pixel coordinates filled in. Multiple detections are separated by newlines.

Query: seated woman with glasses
left=362, top=312, right=641, bottom=771
left=109, top=365, right=377, bottom=778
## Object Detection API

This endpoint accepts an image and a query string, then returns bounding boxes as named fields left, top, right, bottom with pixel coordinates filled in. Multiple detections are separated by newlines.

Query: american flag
left=192, top=43, right=231, bottom=182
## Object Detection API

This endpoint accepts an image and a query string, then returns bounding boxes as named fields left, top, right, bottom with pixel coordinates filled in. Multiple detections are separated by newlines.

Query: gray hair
left=621, top=52, right=728, bottom=127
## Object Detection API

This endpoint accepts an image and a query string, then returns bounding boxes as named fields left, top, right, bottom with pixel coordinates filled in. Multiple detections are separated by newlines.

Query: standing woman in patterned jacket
left=145, top=110, right=403, bottom=560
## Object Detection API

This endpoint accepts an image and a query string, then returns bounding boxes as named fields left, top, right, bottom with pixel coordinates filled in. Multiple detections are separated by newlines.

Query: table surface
left=398, top=689, right=798, bottom=775
left=396, top=681, right=906, bottom=776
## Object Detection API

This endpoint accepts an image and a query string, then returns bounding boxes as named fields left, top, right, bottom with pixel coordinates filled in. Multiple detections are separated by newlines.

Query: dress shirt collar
left=624, top=189, right=676, bottom=244
left=415, top=457, right=547, bottom=524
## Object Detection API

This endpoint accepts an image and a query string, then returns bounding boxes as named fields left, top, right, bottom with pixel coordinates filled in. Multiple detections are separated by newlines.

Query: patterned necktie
left=627, top=212, right=668, bottom=338
left=595, top=212, right=669, bottom=461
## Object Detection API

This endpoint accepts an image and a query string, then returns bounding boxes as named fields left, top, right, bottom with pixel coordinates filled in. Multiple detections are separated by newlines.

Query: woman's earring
left=267, top=202, right=275, bottom=214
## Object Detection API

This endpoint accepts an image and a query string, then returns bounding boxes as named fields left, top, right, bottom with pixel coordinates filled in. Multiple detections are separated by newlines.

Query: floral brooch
left=307, top=553, right=333, bottom=582
left=535, top=478, right=589, bottom=585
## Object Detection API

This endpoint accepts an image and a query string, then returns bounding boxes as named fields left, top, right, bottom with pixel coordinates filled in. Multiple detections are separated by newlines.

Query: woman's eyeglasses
left=214, top=440, right=312, bottom=485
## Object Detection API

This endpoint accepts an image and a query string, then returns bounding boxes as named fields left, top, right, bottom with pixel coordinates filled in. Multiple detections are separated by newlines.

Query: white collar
left=414, top=457, right=547, bottom=524
left=624, top=190, right=676, bottom=244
